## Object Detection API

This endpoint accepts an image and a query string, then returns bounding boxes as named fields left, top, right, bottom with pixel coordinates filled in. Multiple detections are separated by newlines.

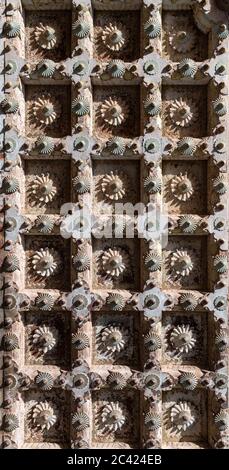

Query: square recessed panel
left=162, top=311, right=208, bottom=368
left=25, top=159, right=71, bottom=215
left=93, top=85, right=140, bottom=139
left=92, top=390, right=140, bottom=448
left=162, top=160, right=208, bottom=215
left=162, top=85, right=207, bottom=139
left=25, top=10, right=72, bottom=62
left=93, top=10, right=141, bottom=62
left=162, top=10, right=208, bottom=61
left=92, top=238, right=140, bottom=291
left=163, top=390, right=208, bottom=447
left=25, top=236, right=71, bottom=290
left=92, top=160, right=140, bottom=215
left=23, top=311, right=71, bottom=367
left=92, top=312, right=140, bottom=367
left=26, top=85, right=71, bottom=138
left=24, top=390, right=70, bottom=446
left=162, top=236, right=208, bottom=290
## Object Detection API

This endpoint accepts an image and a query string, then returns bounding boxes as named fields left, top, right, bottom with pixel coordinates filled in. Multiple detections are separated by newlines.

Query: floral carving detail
left=169, top=98, right=198, bottom=128
left=32, top=95, right=61, bottom=127
left=27, top=174, right=57, bottom=205
left=170, top=250, right=194, bottom=278
left=101, top=23, right=128, bottom=52
left=101, top=247, right=130, bottom=278
left=31, top=402, right=57, bottom=431
left=170, top=172, right=197, bottom=202
left=31, top=325, right=58, bottom=354
left=99, top=323, right=129, bottom=357
left=101, top=171, right=129, bottom=201
left=99, top=402, right=127, bottom=433
left=31, top=248, right=61, bottom=278
left=170, top=324, right=197, bottom=355
left=99, top=97, right=129, bottom=127
left=169, top=29, right=196, bottom=53
left=35, top=23, right=60, bottom=50
left=170, top=401, right=197, bottom=432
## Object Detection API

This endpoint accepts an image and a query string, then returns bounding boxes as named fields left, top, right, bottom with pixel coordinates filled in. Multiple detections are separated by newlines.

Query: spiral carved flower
left=99, top=323, right=129, bottom=356
left=107, top=60, right=125, bottom=78
left=36, top=136, right=54, bottom=155
left=178, top=215, right=198, bottom=233
left=144, top=332, right=161, bottom=351
left=35, top=292, right=54, bottom=311
left=169, top=26, right=197, bottom=53
left=31, top=325, right=58, bottom=354
left=36, top=215, right=54, bottom=234
left=170, top=172, right=197, bottom=202
left=107, top=372, right=126, bottom=390
left=106, top=293, right=125, bottom=311
left=101, top=247, right=130, bottom=278
left=72, top=20, right=90, bottom=39
left=101, top=23, right=128, bottom=51
left=31, top=248, right=60, bottom=278
left=215, top=410, right=229, bottom=431
left=73, top=176, right=91, bottom=194
left=3, top=176, right=20, bottom=194
left=3, top=333, right=19, bottom=351
left=170, top=324, right=196, bottom=354
left=32, top=95, right=61, bottom=126
left=28, top=174, right=57, bottom=205
left=35, top=372, right=54, bottom=391
left=144, top=14, right=161, bottom=39
left=3, top=414, right=19, bottom=432
left=101, top=171, right=129, bottom=201
left=179, top=292, right=199, bottom=311
left=4, top=21, right=21, bottom=38
left=37, top=59, right=55, bottom=78
left=72, top=412, right=89, bottom=431
left=170, top=250, right=193, bottom=277
left=99, top=97, right=129, bottom=127
left=35, top=23, right=60, bottom=50
left=145, top=412, right=161, bottom=431
left=170, top=401, right=197, bottom=432
left=169, top=98, right=198, bottom=128
left=179, top=372, right=198, bottom=390
left=108, top=137, right=126, bottom=155
left=73, top=250, right=90, bottom=272
left=31, top=402, right=57, bottom=431
left=100, top=402, right=127, bottom=433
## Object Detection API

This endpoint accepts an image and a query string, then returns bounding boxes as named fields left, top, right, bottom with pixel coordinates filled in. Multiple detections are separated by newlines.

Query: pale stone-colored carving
left=101, top=171, right=129, bottom=201
left=99, top=324, right=129, bottom=356
left=31, top=325, right=58, bottom=354
left=170, top=402, right=197, bottom=432
left=170, top=172, right=197, bottom=202
left=32, top=95, right=61, bottom=126
left=31, top=402, right=57, bottom=431
left=31, top=248, right=60, bottom=278
left=100, top=402, right=126, bottom=432
left=99, top=97, right=129, bottom=127
left=35, top=23, right=60, bottom=50
left=28, top=174, right=57, bottom=205
left=170, top=250, right=194, bottom=278
left=169, top=98, right=198, bottom=128
left=101, top=247, right=130, bottom=278
left=170, top=325, right=197, bottom=355
left=101, top=23, right=128, bottom=52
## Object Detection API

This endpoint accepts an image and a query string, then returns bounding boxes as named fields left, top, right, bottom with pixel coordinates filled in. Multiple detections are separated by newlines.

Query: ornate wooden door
left=0, top=0, right=228, bottom=449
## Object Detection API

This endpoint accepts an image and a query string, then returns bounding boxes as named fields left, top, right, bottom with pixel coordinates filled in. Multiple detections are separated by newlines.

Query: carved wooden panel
left=0, top=0, right=228, bottom=450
